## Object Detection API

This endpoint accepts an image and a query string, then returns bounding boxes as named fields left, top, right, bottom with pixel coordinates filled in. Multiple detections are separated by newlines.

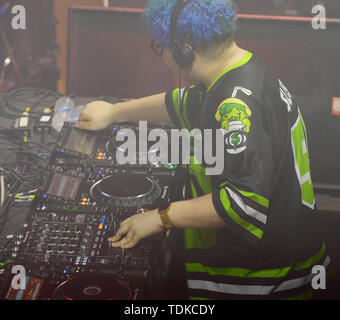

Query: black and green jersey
left=165, top=51, right=331, bottom=300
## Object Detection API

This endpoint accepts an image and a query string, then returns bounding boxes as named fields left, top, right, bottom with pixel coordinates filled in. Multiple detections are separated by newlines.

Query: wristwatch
left=157, top=199, right=173, bottom=229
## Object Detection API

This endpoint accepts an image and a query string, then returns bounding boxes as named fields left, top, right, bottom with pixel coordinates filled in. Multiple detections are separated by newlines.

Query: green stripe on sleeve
left=220, top=188, right=264, bottom=239
left=219, top=181, right=269, bottom=209
left=237, top=190, right=269, bottom=209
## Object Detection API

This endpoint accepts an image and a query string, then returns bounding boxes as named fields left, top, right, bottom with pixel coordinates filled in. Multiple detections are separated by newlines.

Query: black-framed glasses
left=150, top=40, right=164, bottom=56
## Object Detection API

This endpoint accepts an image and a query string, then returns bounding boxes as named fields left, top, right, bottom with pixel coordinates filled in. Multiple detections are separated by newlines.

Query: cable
left=0, top=89, right=59, bottom=247
left=0, top=87, right=62, bottom=119
left=0, top=184, right=17, bottom=238
left=0, top=140, right=50, bottom=201
left=0, top=169, right=4, bottom=206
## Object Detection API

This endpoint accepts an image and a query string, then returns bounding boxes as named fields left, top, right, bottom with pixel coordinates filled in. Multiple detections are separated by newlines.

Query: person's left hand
left=107, top=210, right=164, bottom=249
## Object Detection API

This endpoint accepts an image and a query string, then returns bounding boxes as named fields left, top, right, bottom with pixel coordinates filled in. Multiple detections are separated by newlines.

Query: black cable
left=0, top=182, right=18, bottom=238
left=0, top=141, right=49, bottom=198
left=0, top=89, right=56, bottom=241
left=2, top=152, right=46, bottom=189
left=0, top=87, right=62, bottom=119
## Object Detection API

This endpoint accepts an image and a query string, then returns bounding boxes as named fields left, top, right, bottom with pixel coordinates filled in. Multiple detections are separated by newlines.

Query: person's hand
left=76, top=101, right=120, bottom=131
left=108, top=210, right=164, bottom=249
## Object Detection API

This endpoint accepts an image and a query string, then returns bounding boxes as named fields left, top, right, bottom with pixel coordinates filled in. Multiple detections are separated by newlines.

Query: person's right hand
left=76, top=101, right=121, bottom=131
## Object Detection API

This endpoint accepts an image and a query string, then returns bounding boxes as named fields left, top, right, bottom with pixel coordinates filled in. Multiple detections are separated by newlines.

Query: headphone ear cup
left=172, top=43, right=195, bottom=69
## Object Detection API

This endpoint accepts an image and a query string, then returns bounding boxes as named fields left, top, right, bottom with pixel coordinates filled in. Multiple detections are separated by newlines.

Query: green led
left=92, top=218, right=98, bottom=222
left=165, top=164, right=178, bottom=170
left=81, top=160, right=87, bottom=164
left=72, top=206, right=78, bottom=211
left=63, top=205, right=70, bottom=210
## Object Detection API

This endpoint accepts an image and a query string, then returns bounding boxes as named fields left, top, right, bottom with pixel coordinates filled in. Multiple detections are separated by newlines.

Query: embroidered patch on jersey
left=215, top=98, right=252, bottom=155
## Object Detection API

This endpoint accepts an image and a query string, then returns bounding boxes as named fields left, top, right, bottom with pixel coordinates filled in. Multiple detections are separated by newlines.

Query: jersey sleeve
left=165, top=84, right=205, bottom=129
left=210, top=95, right=275, bottom=249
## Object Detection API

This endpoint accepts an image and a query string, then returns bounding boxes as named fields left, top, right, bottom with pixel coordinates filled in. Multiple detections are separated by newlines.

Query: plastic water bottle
left=52, top=97, right=85, bottom=132
left=71, top=105, right=86, bottom=123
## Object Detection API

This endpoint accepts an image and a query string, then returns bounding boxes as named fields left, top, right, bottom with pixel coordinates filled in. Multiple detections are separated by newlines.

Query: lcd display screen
left=46, top=173, right=81, bottom=201
left=64, top=129, right=97, bottom=156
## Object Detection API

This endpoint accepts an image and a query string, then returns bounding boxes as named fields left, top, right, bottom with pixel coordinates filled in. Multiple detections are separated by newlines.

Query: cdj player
left=53, top=122, right=179, bottom=171
left=0, top=122, right=186, bottom=300
left=38, top=166, right=176, bottom=212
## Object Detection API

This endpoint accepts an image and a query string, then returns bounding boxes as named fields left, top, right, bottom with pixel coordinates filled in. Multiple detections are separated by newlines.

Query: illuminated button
left=98, top=224, right=103, bottom=230
left=165, top=164, right=178, bottom=169
left=82, top=198, right=88, bottom=202
left=63, top=205, right=70, bottom=210
left=81, top=202, right=86, bottom=206
left=72, top=206, right=78, bottom=211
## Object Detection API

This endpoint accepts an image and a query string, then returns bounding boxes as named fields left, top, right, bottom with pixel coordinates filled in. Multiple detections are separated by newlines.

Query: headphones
left=170, top=0, right=195, bottom=69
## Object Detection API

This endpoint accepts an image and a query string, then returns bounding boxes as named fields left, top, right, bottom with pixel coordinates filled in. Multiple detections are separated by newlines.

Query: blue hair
left=144, top=0, right=238, bottom=49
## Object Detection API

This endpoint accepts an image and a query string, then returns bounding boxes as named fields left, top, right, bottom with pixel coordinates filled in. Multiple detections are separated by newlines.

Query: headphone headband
left=170, top=0, right=188, bottom=48
left=169, top=0, right=195, bottom=69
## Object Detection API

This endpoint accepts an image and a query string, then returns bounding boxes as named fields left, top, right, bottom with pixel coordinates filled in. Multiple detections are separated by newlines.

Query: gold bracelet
left=158, top=203, right=173, bottom=229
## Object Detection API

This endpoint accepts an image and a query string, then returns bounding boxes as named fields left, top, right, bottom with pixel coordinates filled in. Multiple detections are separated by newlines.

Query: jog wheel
left=90, top=173, right=161, bottom=208
left=52, top=274, right=132, bottom=300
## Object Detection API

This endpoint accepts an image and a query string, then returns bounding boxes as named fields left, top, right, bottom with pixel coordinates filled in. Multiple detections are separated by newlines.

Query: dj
left=77, top=0, right=330, bottom=300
